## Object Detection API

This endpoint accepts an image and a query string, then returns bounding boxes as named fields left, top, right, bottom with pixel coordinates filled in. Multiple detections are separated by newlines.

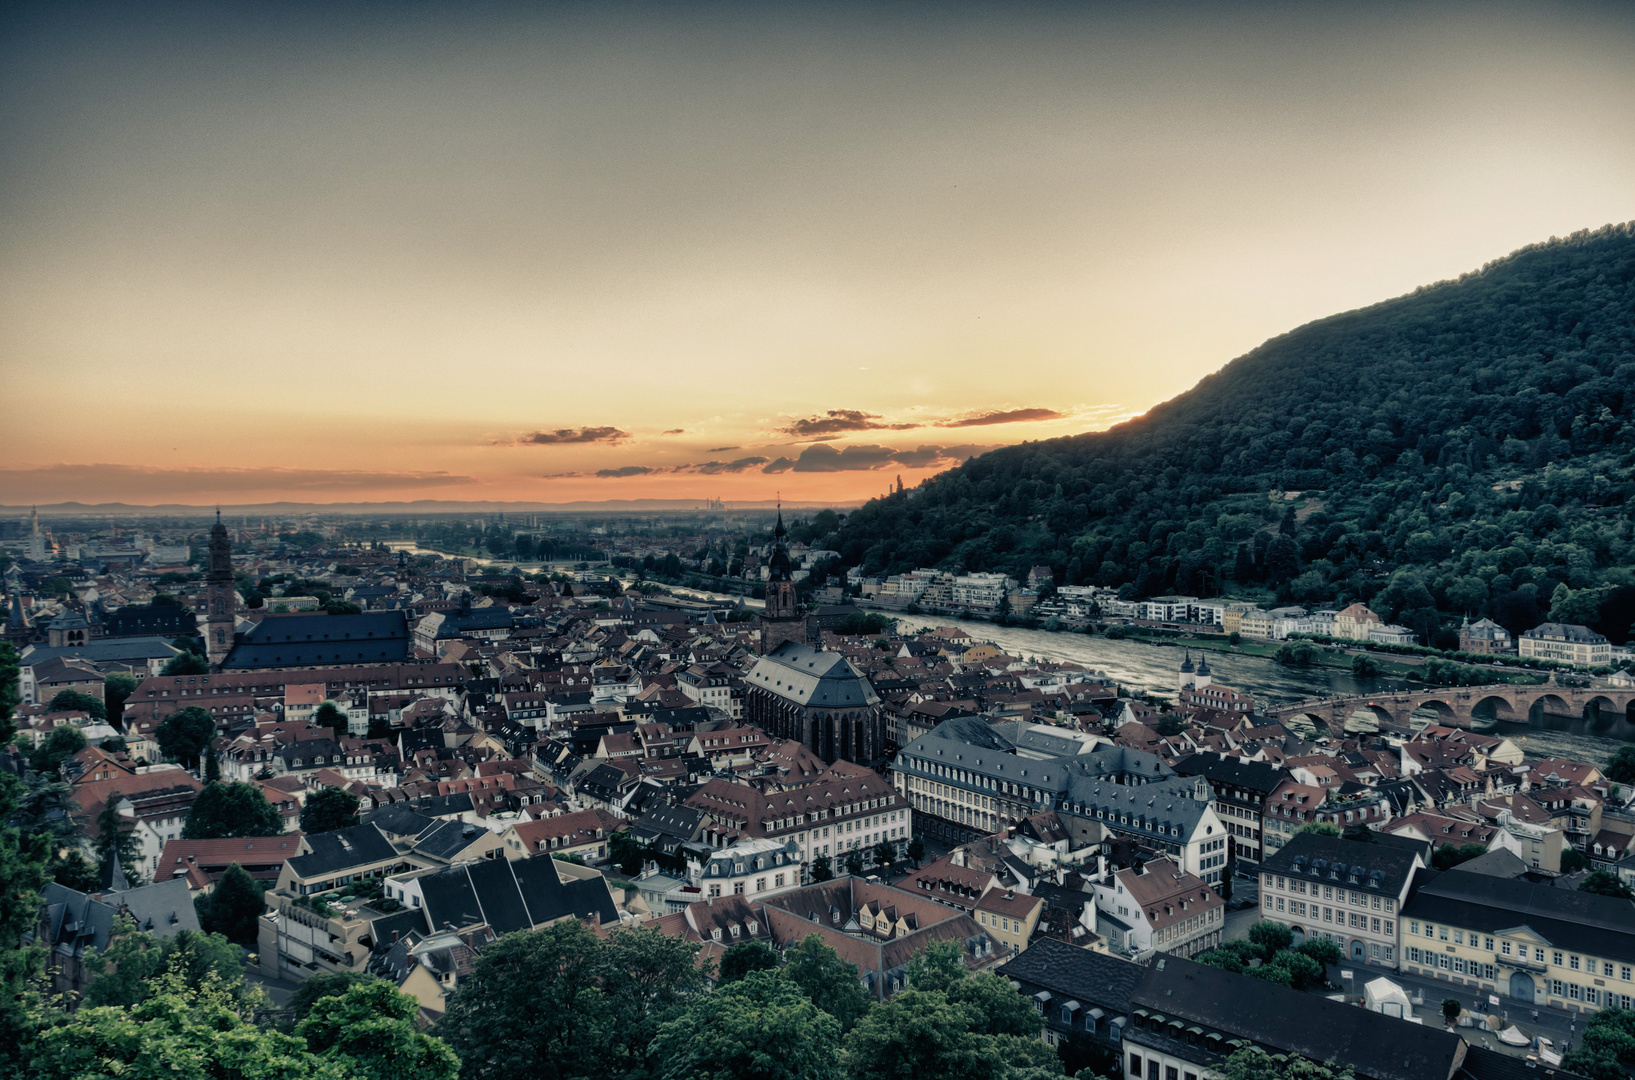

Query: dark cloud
left=757, top=443, right=996, bottom=473
left=594, top=465, right=655, bottom=478
left=515, top=426, right=629, bottom=445
left=0, top=463, right=475, bottom=502
left=686, top=456, right=770, bottom=475
left=660, top=429, right=686, bottom=435
left=937, top=407, right=1065, bottom=428
left=707, top=446, right=740, bottom=452
left=779, top=410, right=917, bottom=439
left=789, top=444, right=898, bottom=472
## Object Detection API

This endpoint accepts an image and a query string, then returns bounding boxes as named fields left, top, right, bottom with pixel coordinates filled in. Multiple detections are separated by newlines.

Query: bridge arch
left=1529, top=694, right=1573, bottom=723
left=1412, top=698, right=1458, bottom=723
left=1470, top=694, right=1517, bottom=724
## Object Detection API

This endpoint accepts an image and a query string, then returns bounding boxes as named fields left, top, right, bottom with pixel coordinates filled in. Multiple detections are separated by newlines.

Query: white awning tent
left=1497, top=1026, right=1531, bottom=1047
left=1363, top=976, right=1415, bottom=1021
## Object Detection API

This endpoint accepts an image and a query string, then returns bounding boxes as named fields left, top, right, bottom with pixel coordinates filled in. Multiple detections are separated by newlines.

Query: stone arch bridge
left=1264, top=684, right=1635, bottom=734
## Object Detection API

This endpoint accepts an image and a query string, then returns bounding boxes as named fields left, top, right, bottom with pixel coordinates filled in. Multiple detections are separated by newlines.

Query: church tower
left=203, top=510, right=236, bottom=669
left=759, top=507, right=806, bottom=654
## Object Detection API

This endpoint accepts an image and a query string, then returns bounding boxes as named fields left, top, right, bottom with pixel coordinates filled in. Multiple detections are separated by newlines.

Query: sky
left=2, top=1, right=1633, bottom=508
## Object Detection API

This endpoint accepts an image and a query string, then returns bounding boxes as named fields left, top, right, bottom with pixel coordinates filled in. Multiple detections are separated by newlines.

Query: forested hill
left=825, top=223, right=1635, bottom=648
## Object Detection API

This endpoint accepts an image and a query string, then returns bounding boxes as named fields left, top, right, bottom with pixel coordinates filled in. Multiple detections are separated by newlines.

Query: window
left=1130, top=1054, right=1143, bottom=1078
left=1570, top=955, right=1580, bottom=971
left=1553, top=952, right=1564, bottom=967
left=1484, top=937, right=1495, bottom=951
left=1501, top=940, right=1511, bottom=955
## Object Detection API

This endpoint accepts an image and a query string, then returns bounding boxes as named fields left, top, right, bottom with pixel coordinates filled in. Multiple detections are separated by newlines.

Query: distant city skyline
left=3, top=1, right=1633, bottom=506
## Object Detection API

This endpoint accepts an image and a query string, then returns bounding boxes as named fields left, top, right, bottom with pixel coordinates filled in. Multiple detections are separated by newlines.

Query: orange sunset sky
left=3, top=2, right=1633, bottom=507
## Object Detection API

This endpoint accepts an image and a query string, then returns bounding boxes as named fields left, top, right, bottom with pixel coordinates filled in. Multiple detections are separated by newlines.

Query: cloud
left=660, top=429, right=686, bottom=435
left=778, top=409, right=917, bottom=439
left=707, top=446, right=740, bottom=452
left=757, top=443, right=997, bottom=474
left=685, top=456, right=770, bottom=475
left=594, top=465, right=655, bottom=478
left=0, top=463, right=476, bottom=502
left=937, top=407, right=1065, bottom=428
left=514, top=426, right=629, bottom=445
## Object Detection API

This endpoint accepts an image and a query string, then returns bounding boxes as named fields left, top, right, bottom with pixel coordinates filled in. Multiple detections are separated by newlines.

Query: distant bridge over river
left=1263, top=684, right=1635, bottom=734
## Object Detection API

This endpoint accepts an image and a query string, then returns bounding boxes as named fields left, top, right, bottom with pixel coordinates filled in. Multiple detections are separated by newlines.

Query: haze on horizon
left=2, top=1, right=1633, bottom=508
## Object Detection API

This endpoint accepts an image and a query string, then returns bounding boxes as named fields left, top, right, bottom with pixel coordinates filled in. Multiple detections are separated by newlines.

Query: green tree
left=288, top=971, right=381, bottom=1025
left=48, top=689, right=106, bottom=721
left=314, top=701, right=349, bottom=739
left=842, top=952, right=1061, bottom=1080
left=95, top=791, right=144, bottom=883
left=300, top=787, right=361, bottom=834
left=782, top=934, right=869, bottom=1030
left=1578, top=871, right=1635, bottom=900
left=296, top=980, right=460, bottom=1080
left=1296, top=822, right=1340, bottom=838
left=183, top=781, right=282, bottom=839
left=1561, top=848, right=1590, bottom=874
left=1350, top=654, right=1380, bottom=678
left=872, top=839, right=898, bottom=867
left=1432, top=843, right=1487, bottom=870
left=30, top=970, right=350, bottom=1080
left=652, top=969, right=842, bottom=1080
left=1297, top=937, right=1343, bottom=968
left=718, top=939, right=781, bottom=984
left=1441, top=998, right=1462, bottom=1023
left=29, top=725, right=87, bottom=775
left=608, top=828, right=647, bottom=875
left=155, top=706, right=216, bottom=770
left=810, top=854, right=834, bottom=882
left=844, top=850, right=865, bottom=877
left=0, top=643, right=53, bottom=1072
left=907, top=835, right=926, bottom=865
left=195, top=863, right=265, bottom=945
left=162, top=651, right=210, bottom=676
left=83, top=920, right=246, bottom=1008
left=1563, top=1007, right=1635, bottom=1080
left=439, top=922, right=706, bottom=1080
left=1219, top=1045, right=1354, bottom=1080
left=1605, top=745, right=1635, bottom=785
left=1248, top=920, right=1294, bottom=956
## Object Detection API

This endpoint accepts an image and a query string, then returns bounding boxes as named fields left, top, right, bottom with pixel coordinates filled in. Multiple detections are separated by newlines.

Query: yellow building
left=973, top=888, right=1043, bottom=955
left=1400, top=869, right=1635, bottom=1013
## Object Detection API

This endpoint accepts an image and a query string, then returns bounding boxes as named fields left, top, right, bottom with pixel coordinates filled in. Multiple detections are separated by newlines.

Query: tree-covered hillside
left=828, top=224, right=1635, bottom=648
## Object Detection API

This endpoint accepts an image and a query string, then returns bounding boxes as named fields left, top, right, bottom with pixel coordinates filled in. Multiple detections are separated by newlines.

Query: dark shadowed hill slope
left=824, top=223, right=1635, bottom=648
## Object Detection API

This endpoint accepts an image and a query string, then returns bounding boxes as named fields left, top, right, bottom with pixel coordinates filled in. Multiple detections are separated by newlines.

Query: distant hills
left=827, top=224, right=1635, bottom=648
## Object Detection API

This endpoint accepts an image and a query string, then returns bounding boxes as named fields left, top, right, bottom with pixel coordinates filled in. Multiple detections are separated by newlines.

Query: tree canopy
left=155, top=706, right=217, bottom=770
left=301, top=787, right=361, bottom=834
left=183, top=781, right=283, bottom=839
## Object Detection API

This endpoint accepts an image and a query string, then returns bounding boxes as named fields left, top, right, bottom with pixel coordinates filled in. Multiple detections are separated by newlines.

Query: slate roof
left=1129, top=955, right=1466, bottom=1080
left=744, top=641, right=880, bottom=709
left=415, top=853, right=619, bottom=934
left=224, top=612, right=411, bottom=669
left=996, top=935, right=1146, bottom=1011
left=20, top=637, right=181, bottom=666
left=1259, top=832, right=1426, bottom=898
left=1402, top=867, right=1635, bottom=964
left=1172, top=753, right=1286, bottom=794
left=286, top=824, right=399, bottom=879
